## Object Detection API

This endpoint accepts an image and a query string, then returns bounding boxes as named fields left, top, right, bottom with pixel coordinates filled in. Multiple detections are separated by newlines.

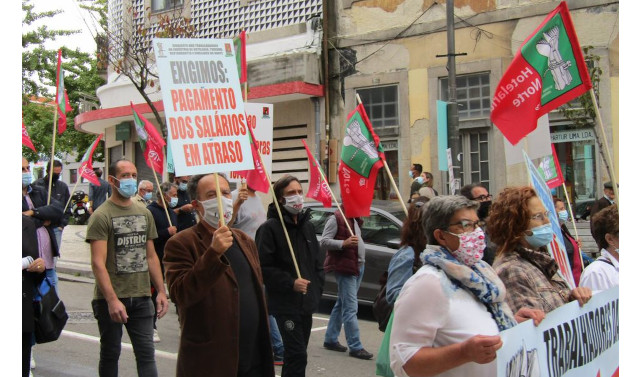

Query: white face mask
left=198, top=196, right=233, bottom=226
left=283, top=194, right=304, bottom=215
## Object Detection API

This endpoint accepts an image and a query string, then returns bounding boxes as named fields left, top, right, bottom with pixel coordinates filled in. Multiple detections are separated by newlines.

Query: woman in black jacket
left=22, top=215, right=45, bottom=377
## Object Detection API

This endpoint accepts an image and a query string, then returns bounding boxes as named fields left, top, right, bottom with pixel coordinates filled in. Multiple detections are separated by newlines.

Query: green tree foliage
left=22, top=0, right=105, bottom=163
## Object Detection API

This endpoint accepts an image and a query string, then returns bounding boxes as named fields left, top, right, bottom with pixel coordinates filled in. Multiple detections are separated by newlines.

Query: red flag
left=537, top=144, right=565, bottom=189
left=130, top=102, right=166, bottom=175
left=78, top=134, right=103, bottom=186
left=302, top=139, right=332, bottom=207
left=338, top=103, right=385, bottom=217
left=233, top=30, right=247, bottom=83
left=55, top=50, right=72, bottom=134
left=22, top=121, right=36, bottom=152
left=490, top=1, right=592, bottom=145
left=235, top=125, right=270, bottom=193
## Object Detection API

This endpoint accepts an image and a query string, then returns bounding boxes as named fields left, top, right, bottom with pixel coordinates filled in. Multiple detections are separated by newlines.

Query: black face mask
left=51, top=173, right=60, bottom=182
left=477, top=200, right=492, bottom=220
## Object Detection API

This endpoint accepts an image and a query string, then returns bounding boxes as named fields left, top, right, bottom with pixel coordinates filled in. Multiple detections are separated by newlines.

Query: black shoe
left=349, top=349, right=374, bottom=360
left=323, top=341, right=347, bottom=352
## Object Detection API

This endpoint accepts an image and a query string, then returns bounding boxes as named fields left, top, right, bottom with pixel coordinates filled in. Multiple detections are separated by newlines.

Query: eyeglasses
left=473, top=194, right=492, bottom=201
left=447, top=220, right=485, bottom=233
left=530, top=210, right=551, bottom=221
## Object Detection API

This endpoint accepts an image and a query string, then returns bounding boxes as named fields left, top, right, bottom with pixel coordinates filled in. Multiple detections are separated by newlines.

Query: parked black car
left=307, top=200, right=406, bottom=305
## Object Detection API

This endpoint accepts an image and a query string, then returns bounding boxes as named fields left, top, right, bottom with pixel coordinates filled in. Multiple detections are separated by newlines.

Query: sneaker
left=153, top=329, right=161, bottom=343
left=30, top=353, right=36, bottom=369
left=323, top=341, right=347, bottom=352
left=273, top=354, right=284, bottom=366
left=349, top=348, right=374, bottom=360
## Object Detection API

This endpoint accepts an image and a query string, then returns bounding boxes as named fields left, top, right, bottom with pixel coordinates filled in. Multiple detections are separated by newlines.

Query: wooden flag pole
left=63, top=179, right=81, bottom=214
left=311, top=151, right=354, bottom=237
left=47, top=111, right=59, bottom=205
left=589, top=89, right=619, bottom=204
left=562, top=182, right=585, bottom=272
left=148, top=156, right=173, bottom=227
left=355, top=94, right=409, bottom=216
left=214, top=173, right=226, bottom=227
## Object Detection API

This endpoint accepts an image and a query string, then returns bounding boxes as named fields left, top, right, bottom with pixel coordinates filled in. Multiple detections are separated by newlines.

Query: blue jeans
left=324, top=264, right=365, bottom=351
left=269, top=315, right=284, bottom=357
left=92, top=297, right=157, bottom=377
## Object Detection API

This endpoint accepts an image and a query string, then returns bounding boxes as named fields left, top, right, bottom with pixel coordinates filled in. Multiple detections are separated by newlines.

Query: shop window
left=70, top=169, right=78, bottom=184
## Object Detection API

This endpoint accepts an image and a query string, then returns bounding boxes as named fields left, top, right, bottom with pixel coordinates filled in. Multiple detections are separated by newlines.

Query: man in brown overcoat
left=163, top=173, right=275, bottom=377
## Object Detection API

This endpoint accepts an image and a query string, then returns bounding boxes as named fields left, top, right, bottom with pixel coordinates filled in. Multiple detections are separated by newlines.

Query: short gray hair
left=187, top=173, right=229, bottom=201
left=138, top=180, right=153, bottom=190
left=157, top=182, right=177, bottom=198
left=422, top=195, right=479, bottom=244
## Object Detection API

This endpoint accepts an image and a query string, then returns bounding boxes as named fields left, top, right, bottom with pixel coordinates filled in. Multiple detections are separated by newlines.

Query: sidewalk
left=56, top=225, right=94, bottom=279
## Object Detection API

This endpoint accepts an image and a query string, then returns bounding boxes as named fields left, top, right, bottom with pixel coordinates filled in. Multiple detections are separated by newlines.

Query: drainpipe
left=313, top=97, right=321, bottom=162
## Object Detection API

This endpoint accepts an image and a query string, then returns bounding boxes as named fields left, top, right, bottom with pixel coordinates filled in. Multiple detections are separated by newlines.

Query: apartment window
left=70, top=169, right=78, bottom=184
left=440, top=73, right=491, bottom=119
left=356, top=86, right=399, bottom=136
left=458, top=131, right=490, bottom=193
left=152, top=0, right=183, bottom=13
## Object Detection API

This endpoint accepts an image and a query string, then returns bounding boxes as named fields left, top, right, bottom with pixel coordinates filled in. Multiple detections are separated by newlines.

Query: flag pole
left=63, top=179, right=81, bottom=214
left=589, top=89, right=619, bottom=204
left=47, top=111, right=59, bottom=205
left=148, top=156, right=173, bottom=227
left=253, top=144, right=302, bottom=279
left=562, top=182, right=585, bottom=272
left=310, top=149, right=354, bottom=237
left=354, top=94, right=409, bottom=216
left=214, top=173, right=226, bottom=227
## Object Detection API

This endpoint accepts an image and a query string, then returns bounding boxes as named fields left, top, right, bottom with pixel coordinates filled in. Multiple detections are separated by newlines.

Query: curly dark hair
left=591, top=204, right=618, bottom=250
left=400, top=196, right=430, bottom=254
left=486, top=186, right=538, bottom=256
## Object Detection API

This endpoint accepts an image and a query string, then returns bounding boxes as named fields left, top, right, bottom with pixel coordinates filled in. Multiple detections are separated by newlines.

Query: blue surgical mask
left=169, top=197, right=179, bottom=208
left=114, top=177, right=137, bottom=198
left=408, top=170, right=414, bottom=178
left=416, top=176, right=425, bottom=184
left=557, top=210, right=569, bottom=223
left=178, top=182, right=188, bottom=192
left=525, top=224, right=554, bottom=248
left=143, top=192, right=153, bottom=201
left=22, top=172, right=32, bottom=187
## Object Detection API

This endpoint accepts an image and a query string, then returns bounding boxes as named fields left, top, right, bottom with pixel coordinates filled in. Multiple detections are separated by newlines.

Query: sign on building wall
left=153, top=38, right=255, bottom=176
left=227, top=103, right=273, bottom=181
left=550, top=129, right=595, bottom=143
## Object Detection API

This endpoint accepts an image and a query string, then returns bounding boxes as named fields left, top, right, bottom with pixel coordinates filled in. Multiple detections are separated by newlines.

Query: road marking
left=61, top=330, right=178, bottom=360
left=311, top=326, right=328, bottom=332
left=312, top=316, right=329, bottom=321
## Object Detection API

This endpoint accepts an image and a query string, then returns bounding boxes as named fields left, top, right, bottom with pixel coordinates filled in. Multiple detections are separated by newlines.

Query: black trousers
left=22, top=332, right=32, bottom=377
left=274, top=313, right=312, bottom=377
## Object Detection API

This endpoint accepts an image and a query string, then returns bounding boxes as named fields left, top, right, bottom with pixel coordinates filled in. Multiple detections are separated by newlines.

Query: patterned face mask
left=445, top=227, right=486, bottom=266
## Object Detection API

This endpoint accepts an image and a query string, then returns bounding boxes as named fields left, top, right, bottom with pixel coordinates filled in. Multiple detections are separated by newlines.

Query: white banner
left=498, top=287, right=619, bottom=377
left=227, top=103, right=273, bottom=181
left=153, top=38, right=254, bottom=176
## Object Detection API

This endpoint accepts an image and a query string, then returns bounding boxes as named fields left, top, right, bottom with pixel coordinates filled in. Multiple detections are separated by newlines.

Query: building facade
left=76, top=0, right=619, bottom=208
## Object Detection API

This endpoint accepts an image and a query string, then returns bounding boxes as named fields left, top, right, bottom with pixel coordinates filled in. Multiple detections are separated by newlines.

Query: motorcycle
left=71, top=190, right=91, bottom=225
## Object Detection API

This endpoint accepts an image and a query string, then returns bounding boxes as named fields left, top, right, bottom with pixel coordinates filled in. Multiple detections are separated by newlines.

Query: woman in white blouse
left=580, top=205, right=618, bottom=292
left=389, top=196, right=544, bottom=377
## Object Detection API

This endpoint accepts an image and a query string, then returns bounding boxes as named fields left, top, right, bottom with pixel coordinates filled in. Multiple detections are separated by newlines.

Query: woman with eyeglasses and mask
left=553, top=197, right=584, bottom=284
left=389, top=196, right=544, bottom=377
left=488, top=187, right=592, bottom=315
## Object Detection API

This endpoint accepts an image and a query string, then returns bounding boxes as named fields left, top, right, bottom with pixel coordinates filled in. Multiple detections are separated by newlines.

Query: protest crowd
left=21, top=2, right=620, bottom=377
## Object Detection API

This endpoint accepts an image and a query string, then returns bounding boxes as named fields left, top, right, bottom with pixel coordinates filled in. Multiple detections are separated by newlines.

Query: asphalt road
left=31, top=277, right=385, bottom=377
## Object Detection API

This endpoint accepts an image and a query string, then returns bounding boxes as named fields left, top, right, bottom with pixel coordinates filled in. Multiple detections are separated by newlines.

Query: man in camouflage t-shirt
left=86, top=158, right=168, bottom=377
